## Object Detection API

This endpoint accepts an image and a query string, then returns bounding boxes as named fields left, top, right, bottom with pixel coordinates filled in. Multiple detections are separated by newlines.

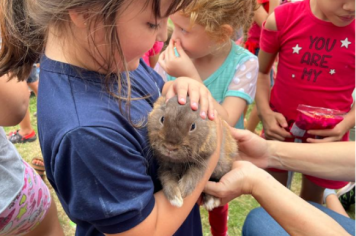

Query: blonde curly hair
left=181, top=0, right=256, bottom=43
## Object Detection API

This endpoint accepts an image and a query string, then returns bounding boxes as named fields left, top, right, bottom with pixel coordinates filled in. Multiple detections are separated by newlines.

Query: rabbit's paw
left=203, top=194, right=221, bottom=211
left=178, top=176, right=197, bottom=198
left=170, top=195, right=184, bottom=208
left=163, top=185, right=184, bottom=207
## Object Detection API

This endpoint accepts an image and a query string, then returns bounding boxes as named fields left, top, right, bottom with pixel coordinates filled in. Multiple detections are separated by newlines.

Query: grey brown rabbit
left=147, top=96, right=238, bottom=210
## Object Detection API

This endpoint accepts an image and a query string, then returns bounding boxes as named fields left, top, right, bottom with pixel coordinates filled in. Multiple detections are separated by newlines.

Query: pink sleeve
left=151, top=42, right=164, bottom=55
left=260, top=3, right=291, bottom=54
left=260, top=21, right=280, bottom=54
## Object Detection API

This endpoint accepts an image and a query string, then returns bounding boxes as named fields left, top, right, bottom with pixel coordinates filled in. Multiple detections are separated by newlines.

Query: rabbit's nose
left=163, top=144, right=178, bottom=152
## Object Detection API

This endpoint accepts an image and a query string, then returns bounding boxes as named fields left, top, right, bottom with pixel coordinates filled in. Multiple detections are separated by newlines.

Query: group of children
left=0, top=0, right=354, bottom=235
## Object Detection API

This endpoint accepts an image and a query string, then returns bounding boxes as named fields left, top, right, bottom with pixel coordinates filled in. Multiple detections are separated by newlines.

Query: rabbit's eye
left=190, top=123, right=196, bottom=131
left=160, top=116, right=165, bottom=124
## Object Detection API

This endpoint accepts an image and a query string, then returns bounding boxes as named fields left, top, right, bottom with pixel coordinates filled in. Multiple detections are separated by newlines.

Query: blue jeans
left=242, top=202, right=355, bottom=236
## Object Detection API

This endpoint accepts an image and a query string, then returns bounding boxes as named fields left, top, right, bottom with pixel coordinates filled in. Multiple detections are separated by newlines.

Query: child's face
left=316, top=0, right=354, bottom=26
left=170, top=13, right=216, bottom=59
left=114, top=0, right=170, bottom=71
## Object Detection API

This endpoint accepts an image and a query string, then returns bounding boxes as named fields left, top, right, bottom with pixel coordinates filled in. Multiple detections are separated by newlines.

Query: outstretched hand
left=230, top=128, right=270, bottom=169
left=204, top=161, right=259, bottom=205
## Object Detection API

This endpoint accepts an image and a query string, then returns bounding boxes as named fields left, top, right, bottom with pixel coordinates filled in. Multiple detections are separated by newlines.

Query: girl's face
left=114, top=0, right=170, bottom=70
left=170, top=13, right=216, bottom=59
left=315, top=0, right=355, bottom=26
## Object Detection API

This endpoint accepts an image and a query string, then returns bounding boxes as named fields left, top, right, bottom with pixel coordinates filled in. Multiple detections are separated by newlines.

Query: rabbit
left=147, top=96, right=238, bottom=210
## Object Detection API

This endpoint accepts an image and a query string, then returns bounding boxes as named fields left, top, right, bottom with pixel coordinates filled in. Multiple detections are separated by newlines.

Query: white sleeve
left=226, top=57, right=259, bottom=104
left=153, top=63, right=168, bottom=82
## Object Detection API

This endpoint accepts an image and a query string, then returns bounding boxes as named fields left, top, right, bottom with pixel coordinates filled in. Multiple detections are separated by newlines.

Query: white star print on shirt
left=292, top=44, right=302, bottom=54
left=341, top=38, right=351, bottom=48
left=329, top=69, right=336, bottom=75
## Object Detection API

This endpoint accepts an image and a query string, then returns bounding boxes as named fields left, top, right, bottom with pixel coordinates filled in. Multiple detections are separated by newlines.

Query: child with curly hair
left=155, top=1, right=257, bottom=235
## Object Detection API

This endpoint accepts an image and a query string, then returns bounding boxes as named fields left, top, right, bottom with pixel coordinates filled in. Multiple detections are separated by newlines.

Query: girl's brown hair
left=181, top=0, right=256, bottom=42
left=0, top=0, right=193, bottom=126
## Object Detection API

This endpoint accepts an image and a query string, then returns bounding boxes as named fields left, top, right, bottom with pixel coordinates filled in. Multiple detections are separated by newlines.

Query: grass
left=4, top=97, right=354, bottom=236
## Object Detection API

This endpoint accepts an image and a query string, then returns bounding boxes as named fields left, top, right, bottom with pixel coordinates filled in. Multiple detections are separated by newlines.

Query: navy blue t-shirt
left=37, top=56, right=203, bottom=236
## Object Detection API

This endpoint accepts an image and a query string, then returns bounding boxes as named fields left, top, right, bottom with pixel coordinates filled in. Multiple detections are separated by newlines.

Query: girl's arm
left=204, top=162, right=351, bottom=236
left=218, top=58, right=259, bottom=127
left=254, top=0, right=279, bottom=27
left=106, top=114, right=222, bottom=236
left=254, top=3, right=268, bottom=27
left=255, top=13, right=292, bottom=140
left=0, top=74, right=29, bottom=126
left=268, top=0, right=280, bottom=14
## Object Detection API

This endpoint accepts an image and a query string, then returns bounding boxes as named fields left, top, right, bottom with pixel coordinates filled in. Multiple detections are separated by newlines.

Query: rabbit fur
left=147, top=96, right=238, bottom=210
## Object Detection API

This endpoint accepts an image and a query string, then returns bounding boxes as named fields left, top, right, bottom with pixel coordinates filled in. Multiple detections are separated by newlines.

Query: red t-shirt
left=246, top=0, right=270, bottom=49
left=261, top=0, right=355, bottom=125
left=260, top=0, right=354, bottom=189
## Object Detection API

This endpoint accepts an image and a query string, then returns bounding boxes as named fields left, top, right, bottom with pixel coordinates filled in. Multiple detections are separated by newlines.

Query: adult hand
left=158, top=39, right=201, bottom=81
left=165, top=77, right=214, bottom=120
left=204, top=161, right=260, bottom=205
left=260, top=110, right=292, bottom=141
left=230, top=128, right=270, bottom=169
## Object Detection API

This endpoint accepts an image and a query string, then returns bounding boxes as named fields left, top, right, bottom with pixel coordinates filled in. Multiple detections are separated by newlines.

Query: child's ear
left=68, top=9, right=88, bottom=28
left=219, top=24, right=233, bottom=42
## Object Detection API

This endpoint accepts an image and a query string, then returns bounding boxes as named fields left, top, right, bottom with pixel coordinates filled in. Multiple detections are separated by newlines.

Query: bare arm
left=268, top=141, right=355, bottom=181
left=255, top=13, right=277, bottom=117
left=254, top=4, right=268, bottom=27
left=0, top=74, right=29, bottom=126
left=254, top=0, right=279, bottom=27
left=251, top=166, right=351, bottom=236
left=255, top=13, right=292, bottom=140
left=204, top=162, right=351, bottom=236
left=268, top=0, right=280, bottom=14
left=106, top=115, right=222, bottom=236
left=230, top=128, right=355, bottom=182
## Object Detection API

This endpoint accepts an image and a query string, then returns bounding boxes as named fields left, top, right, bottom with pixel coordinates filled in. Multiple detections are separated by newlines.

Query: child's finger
left=307, top=129, right=333, bottom=137
left=187, top=86, right=200, bottom=111
left=174, top=81, right=188, bottom=105
left=276, top=114, right=289, bottom=129
left=196, top=88, right=209, bottom=119
left=207, top=95, right=215, bottom=120
left=265, top=130, right=286, bottom=141
left=165, top=85, right=175, bottom=102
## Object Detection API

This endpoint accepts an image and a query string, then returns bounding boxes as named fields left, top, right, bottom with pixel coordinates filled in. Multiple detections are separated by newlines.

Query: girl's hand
left=158, top=39, right=201, bottom=81
left=260, top=111, right=293, bottom=141
left=203, top=161, right=260, bottom=205
left=165, top=77, right=214, bottom=120
left=306, top=120, right=350, bottom=143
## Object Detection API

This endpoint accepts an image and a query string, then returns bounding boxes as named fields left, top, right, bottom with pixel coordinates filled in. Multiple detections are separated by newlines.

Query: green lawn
left=4, top=97, right=354, bottom=236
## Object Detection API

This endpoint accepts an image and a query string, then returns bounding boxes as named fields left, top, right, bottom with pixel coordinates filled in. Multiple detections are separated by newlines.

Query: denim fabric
left=242, top=202, right=355, bottom=236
